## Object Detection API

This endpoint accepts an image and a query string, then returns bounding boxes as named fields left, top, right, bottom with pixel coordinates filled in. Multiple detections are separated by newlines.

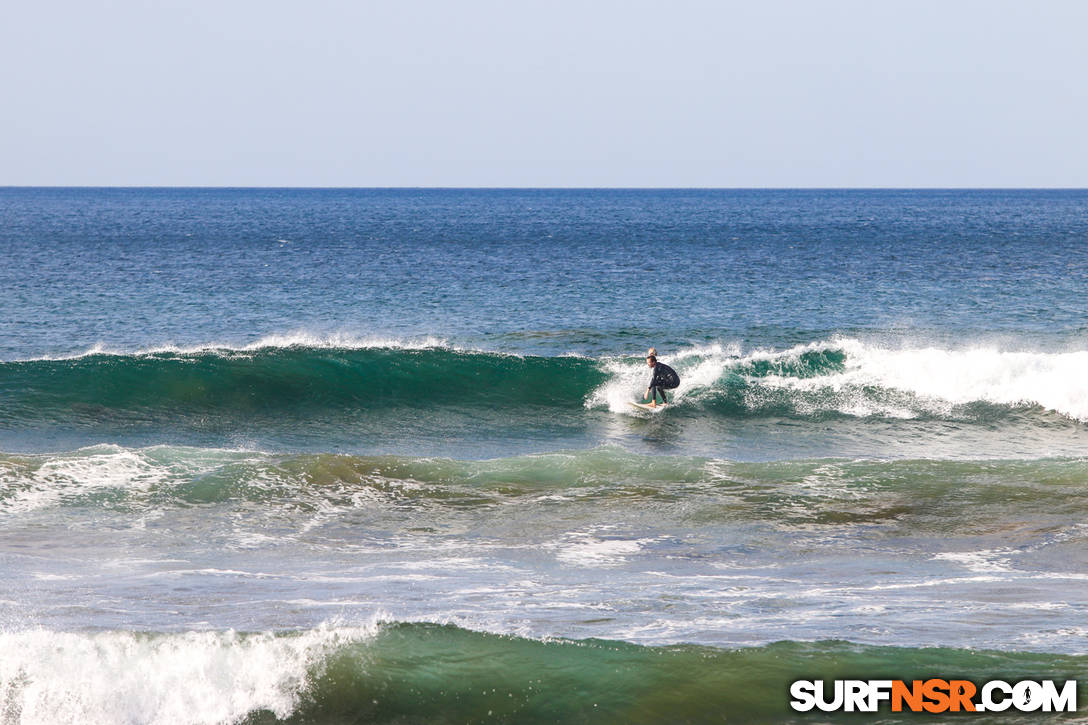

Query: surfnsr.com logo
left=790, top=679, right=1077, bottom=713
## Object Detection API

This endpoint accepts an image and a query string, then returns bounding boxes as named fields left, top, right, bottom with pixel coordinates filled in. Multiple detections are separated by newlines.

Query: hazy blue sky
left=3, top=0, right=1086, bottom=186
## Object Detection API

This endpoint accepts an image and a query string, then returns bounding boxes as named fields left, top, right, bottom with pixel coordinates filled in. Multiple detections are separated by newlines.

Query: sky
left=2, top=0, right=1087, bottom=187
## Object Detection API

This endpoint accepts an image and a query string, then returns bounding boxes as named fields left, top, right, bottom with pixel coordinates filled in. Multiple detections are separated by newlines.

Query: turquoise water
left=2, top=188, right=1087, bottom=722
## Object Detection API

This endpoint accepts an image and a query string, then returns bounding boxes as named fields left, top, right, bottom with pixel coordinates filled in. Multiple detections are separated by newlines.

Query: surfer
left=644, top=354, right=680, bottom=407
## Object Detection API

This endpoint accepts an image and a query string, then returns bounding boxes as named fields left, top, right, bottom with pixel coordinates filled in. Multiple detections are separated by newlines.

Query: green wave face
left=0, top=347, right=608, bottom=426
left=2, top=343, right=1085, bottom=462
left=729, top=347, right=848, bottom=379
left=4, top=623, right=1084, bottom=724
left=299, top=624, right=1088, bottom=724
left=0, top=342, right=1055, bottom=429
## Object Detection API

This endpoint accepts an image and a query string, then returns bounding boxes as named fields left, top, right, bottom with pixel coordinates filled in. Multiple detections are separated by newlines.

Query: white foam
left=835, top=340, right=1088, bottom=421
left=554, top=528, right=657, bottom=567
left=0, top=621, right=379, bottom=725
left=587, top=338, right=1088, bottom=421
left=1007, top=602, right=1070, bottom=610
left=751, top=338, right=1088, bottom=420
left=0, top=445, right=283, bottom=516
left=1016, top=627, right=1088, bottom=654
left=933, top=549, right=1015, bottom=573
left=0, top=447, right=177, bottom=515
left=586, top=344, right=743, bottom=414
left=143, top=569, right=281, bottom=579
left=18, top=332, right=456, bottom=361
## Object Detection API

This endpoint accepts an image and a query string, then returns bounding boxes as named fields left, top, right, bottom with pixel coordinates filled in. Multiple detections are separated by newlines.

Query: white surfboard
left=629, top=401, right=667, bottom=413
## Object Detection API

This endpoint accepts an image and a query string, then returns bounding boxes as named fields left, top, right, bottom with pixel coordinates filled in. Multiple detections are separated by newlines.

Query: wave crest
left=3, top=338, right=1088, bottom=427
left=590, top=339, right=1088, bottom=422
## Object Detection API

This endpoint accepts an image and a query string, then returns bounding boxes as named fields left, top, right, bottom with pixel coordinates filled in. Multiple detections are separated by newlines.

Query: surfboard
left=629, top=401, right=667, bottom=413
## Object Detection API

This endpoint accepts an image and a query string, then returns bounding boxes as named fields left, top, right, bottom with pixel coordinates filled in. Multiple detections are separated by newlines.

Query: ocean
left=1, top=187, right=1087, bottom=722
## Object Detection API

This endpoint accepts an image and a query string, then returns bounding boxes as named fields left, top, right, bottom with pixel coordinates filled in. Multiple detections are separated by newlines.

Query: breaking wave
left=1, top=621, right=1084, bottom=724
left=3, top=337, right=1088, bottom=429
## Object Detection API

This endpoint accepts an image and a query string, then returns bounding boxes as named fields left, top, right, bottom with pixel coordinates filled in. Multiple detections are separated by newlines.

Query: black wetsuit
left=647, top=362, right=680, bottom=404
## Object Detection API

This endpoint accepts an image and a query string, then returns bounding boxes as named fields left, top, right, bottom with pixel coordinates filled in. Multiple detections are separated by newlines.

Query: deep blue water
left=3, top=188, right=1088, bottom=362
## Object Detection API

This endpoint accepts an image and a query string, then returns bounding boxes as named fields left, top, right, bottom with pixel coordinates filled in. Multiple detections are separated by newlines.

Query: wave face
left=0, top=343, right=605, bottom=424
left=2, top=622, right=1085, bottom=725
left=5, top=338, right=1088, bottom=462
left=5, top=338, right=1088, bottom=428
